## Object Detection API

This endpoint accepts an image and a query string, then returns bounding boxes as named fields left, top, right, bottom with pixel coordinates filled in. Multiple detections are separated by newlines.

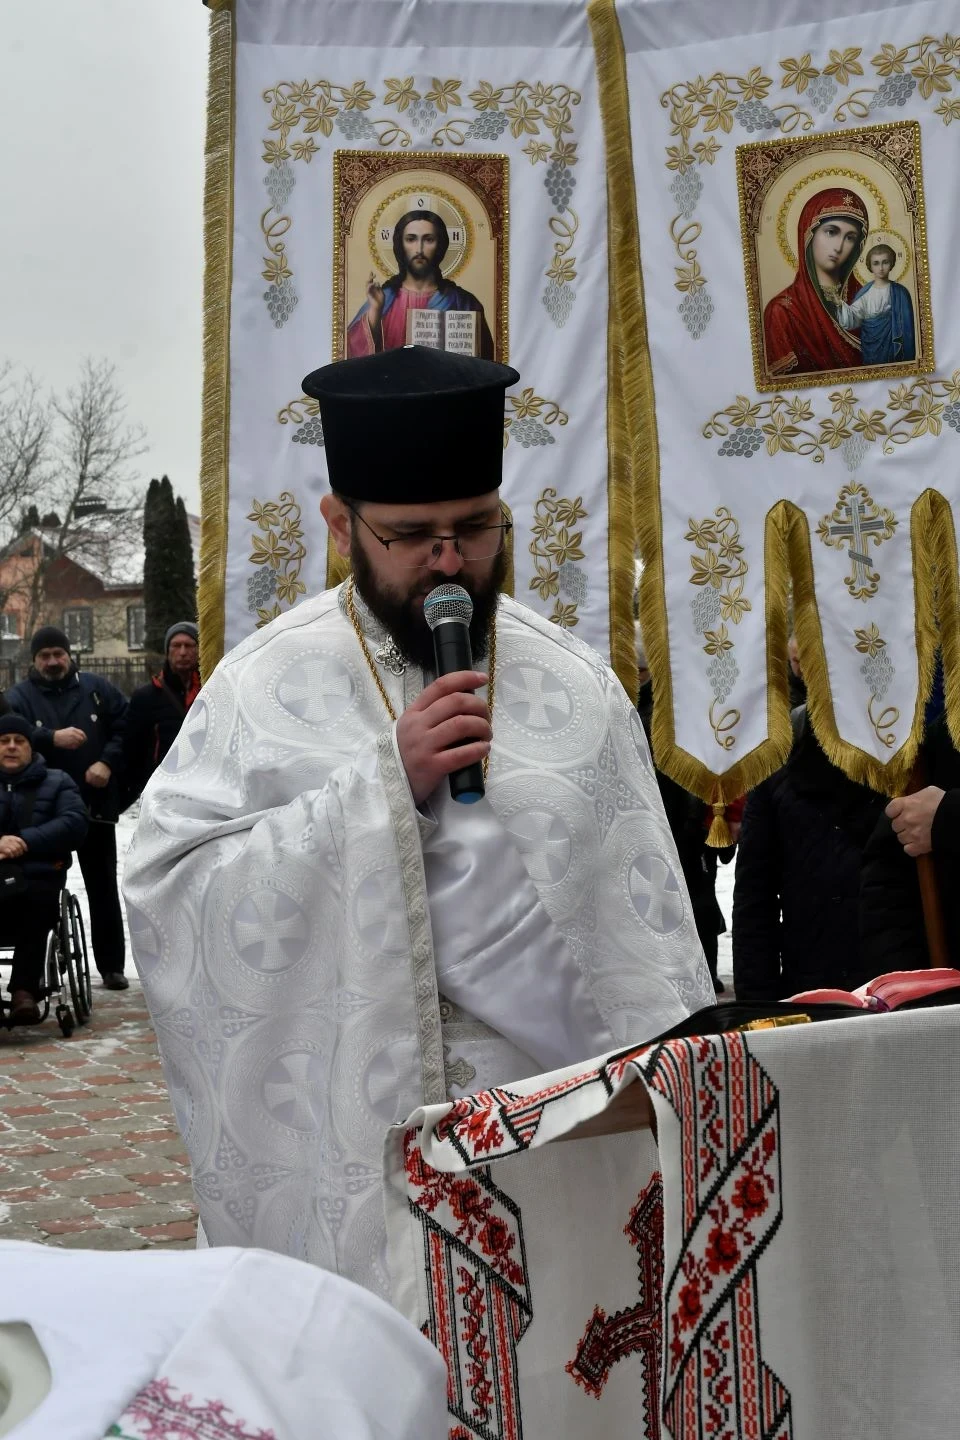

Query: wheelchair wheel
left=59, top=891, right=85, bottom=1027
left=66, top=894, right=92, bottom=1017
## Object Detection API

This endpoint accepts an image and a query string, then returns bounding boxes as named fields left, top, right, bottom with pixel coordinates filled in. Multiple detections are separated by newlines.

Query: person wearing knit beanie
left=164, top=621, right=198, bottom=653
left=30, top=626, right=71, bottom=659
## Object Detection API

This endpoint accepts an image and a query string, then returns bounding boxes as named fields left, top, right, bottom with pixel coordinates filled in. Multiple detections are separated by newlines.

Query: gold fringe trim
left=588, top=0, right=639, bottom=701
left=197, top=3, right=235, bottom=678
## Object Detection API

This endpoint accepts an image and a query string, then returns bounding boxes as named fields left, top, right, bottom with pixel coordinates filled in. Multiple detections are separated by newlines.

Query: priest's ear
left=320, top=491, right=353, bottom=558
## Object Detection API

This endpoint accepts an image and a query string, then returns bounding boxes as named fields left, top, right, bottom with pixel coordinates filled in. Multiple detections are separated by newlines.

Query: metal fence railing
left=0, top=655, right=162, bottom=699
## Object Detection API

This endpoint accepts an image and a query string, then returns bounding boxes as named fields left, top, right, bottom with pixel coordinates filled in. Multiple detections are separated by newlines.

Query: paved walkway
left=0, top=809, right=196, bottom=1251
left=0, top=978, right=197, bottom=1250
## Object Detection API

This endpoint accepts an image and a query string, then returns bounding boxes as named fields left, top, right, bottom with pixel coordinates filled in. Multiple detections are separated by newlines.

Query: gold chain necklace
left=345, top=576, right=496, bottom=778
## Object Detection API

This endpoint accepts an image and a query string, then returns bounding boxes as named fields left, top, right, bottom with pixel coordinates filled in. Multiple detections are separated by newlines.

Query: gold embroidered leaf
left=550, top=602, right=579, bottom=628
left=703, top=624, right=734, bottom=655
left=384, top=77, right=419, bottom=112
left=469, top=81, right=504, bottom=111
left=699, top=91, right=738, bottom=132
left=523, top=140, right=550, bottom=164
left=250, top=532, right=290, bottom=568
left=685, top=518, right=720, bottom=547
left=550, top=141, right=578, bottom=168
left=937, top=33, right=960, bottom=62
left=887, top=382, right=916, bottom=410
left=779, top=53, right=819, bottom=93
left=261, top=254, right=292, bottom=284
left=684, top=76, right=713, bottom=106
left=719, top=587, right=752, bottom=624
left=852, top=409, right=888, bottom=441
left=669, top=102, right=697, bottom=138
left=872, top=43, right=908, bottom=76
left=302, top=98, right=337, bottom=135
left=693, top=136, right=721, bottom=164
left=763, top=414, right=800, bottom=453
left=936, top=97, right=960, bottom=124
left=823, top=47, right=864, bottom=85
left=247, top=500, right=281, bottom=530
left=269, top=102, right=299, bottom=132
left=262, top=140, right=290, bottom=165
left=817, top=417, right=852, bottom=449
left=786, top=396, right=814, bottom=422
left=690, top=552, right=730, bottom=589
left=276, top=574, right=307, bottom=604
left=854, top=622, right=886, bottom=657
left=546, top=527, right=585, bottom=565
left=739, top=67, right=772, bottom=101
left=727, top=395, right=763, bottom=427
left=529, top=569, right=560, bottom=600
left=912, top=54, right=954, bottom=97
left=554, top=497, right=587, bottom=526
left=545, top=104, right=573, bottom=136
left=341, top=81, right=375, bottom=111
left=905, top=394, right=944, bottom=436
left=290, top=138, right=318, bottom=162
left=425, top=77, right=462, bottom=113
left=666, top=143, right=696, bottom=174
left=506, top=97, right=543, bottom=136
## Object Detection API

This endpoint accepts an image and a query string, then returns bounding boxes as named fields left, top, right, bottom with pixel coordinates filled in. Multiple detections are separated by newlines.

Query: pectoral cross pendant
left=375, top=638, right=407, bottom=676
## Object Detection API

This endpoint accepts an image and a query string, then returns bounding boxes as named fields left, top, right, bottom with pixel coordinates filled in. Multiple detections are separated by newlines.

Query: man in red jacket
left=123, top=622, right=201, bottom=806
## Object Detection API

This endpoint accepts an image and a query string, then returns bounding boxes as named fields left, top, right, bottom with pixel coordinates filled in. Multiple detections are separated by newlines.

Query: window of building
left=62, top=607, right=94, bottom=653
left=0, top=614, right=20, bottom=639
left=127, top=604, right=146, bottom=651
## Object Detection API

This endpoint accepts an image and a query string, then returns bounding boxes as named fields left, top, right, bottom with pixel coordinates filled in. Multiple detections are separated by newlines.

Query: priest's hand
left=396, top=671, right=491, bottom=805
left=886, top=786, right=945, bottom=857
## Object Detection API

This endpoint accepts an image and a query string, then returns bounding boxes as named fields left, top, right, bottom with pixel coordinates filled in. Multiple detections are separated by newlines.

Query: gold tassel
left=706, top=802, right=732, bottom=849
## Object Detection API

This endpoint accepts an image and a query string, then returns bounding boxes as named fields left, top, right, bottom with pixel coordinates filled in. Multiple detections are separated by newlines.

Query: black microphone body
left=423, top=586, right=485, bottom=804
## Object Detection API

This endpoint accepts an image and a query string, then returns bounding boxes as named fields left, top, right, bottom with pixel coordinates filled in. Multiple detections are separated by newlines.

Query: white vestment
left=123, top=586, right=711, bottom=1294
left=0, top=1240, right=447, bottom=1440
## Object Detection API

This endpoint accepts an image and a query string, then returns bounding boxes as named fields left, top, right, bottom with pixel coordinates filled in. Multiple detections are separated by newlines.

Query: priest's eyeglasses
left=347, top=505, right=513, bottom=568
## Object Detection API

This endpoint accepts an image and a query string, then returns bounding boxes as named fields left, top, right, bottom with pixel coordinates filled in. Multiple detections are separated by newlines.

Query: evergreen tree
left=143, top=475, right=196, bottom=654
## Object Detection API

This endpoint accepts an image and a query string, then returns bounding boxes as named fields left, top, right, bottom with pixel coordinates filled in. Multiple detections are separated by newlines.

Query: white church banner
left=199, top=0, right=639, bottom=695
left=613, top=0, right=960, bottom=819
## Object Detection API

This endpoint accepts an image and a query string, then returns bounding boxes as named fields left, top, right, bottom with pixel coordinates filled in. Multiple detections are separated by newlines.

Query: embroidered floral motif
left=108, top=1377, right=276, bottom=1439
left=246, top=492, right=307, bottom=627
left=642, top=1035, right=794, bottom=1438
left=528, top=488, right=588, bottom=627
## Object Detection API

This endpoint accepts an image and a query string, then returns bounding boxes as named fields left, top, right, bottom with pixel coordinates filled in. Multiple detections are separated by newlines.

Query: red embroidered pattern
left=567, top=1171, right=663, bottom=1436
left=110, top=1377, right=275, bottom=1439
left=433, top=1043, right=652, bottom=1165
left=404, top=1129, right=532, bottom=1439
left=642, top=1035, right=793, bottom=1440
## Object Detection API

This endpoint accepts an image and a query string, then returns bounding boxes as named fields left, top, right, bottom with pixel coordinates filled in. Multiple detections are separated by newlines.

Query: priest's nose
left=429, top=538, right=465, bottom=576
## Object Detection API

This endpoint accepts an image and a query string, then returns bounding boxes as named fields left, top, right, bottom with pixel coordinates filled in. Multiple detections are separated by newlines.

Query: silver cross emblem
left=375, top=637, right=407, bottom=676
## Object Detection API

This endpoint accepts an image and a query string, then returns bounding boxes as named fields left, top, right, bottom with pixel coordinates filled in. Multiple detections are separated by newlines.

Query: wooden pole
left=906, top=757, right=950, bottom=968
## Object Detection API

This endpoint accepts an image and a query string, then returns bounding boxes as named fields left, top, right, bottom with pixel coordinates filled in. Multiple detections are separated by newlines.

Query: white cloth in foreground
left=0, top=1240, right=447, bottom=1440
left=123, top=585, right=711, bottom=1290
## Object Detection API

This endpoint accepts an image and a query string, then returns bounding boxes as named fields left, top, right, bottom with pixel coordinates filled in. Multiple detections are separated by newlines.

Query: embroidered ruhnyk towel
left=200, top=0, right=638, bottom=694
left=603, top=0, right=960, bottom=814
left=387, top=1006, right=960, bottom=1438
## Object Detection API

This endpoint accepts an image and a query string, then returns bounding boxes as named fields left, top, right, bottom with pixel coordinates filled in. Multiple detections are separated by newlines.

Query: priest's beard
left=350, top=537, right=506, bottom=673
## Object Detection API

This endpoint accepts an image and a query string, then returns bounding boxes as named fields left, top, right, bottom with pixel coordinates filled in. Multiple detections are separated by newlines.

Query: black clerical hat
left=301, top=346, right=520, bottom=504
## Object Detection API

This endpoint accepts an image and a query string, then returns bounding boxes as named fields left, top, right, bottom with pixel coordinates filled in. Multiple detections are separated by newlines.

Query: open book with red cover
left=790, top=968, right=960, bottom=1011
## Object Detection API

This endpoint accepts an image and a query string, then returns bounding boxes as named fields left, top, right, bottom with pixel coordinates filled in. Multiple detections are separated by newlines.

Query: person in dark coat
left=0, top=715, right=88, bottom=1024
left=6, top=626, right=129, bottom=990
left=733, top=706, right=886, bottom=1000
left=122, top=621, right=200, bottom=807
left=860, top=715, right=960, bottom=969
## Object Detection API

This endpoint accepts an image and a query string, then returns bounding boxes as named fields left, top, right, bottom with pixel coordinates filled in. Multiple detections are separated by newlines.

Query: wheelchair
left=0, top=888, right=92, bottom=1037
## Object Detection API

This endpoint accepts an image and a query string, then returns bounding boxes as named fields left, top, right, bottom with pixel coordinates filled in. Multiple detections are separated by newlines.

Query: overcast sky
left=0, top=0, right=209, bottom=512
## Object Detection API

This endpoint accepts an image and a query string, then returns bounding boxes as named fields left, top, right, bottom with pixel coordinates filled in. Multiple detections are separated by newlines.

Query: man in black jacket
left=123, top=621, right=200, bottom=807
left=6, top=626, right=129, bottom=990
left=0, top=715, right=89, bottom=1024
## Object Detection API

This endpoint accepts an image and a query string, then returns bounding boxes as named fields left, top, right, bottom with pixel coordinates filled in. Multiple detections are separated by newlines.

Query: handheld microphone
left=423, top=583, right=485, bottom=805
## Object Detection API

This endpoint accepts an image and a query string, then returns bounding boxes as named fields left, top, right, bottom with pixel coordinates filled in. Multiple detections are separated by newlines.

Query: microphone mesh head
left=423, top=583, right=473, bottom=630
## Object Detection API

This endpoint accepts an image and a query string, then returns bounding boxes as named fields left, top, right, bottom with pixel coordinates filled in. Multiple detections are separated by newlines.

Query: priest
left=123, top=346, right=712, bottom=1295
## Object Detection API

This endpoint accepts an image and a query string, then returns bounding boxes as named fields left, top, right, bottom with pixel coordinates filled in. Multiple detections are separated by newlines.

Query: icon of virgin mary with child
left=763, top=186, right=915, bottom=378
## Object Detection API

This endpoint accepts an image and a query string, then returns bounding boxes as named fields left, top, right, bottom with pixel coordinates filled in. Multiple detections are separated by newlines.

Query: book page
left=443, top=310, right=478, bottom=355
left=405, top=308, right=443, bottom=348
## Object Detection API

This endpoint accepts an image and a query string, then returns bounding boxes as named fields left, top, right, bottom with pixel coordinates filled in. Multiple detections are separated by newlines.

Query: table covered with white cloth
left=384, top=1006, right=960, bottom=1439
